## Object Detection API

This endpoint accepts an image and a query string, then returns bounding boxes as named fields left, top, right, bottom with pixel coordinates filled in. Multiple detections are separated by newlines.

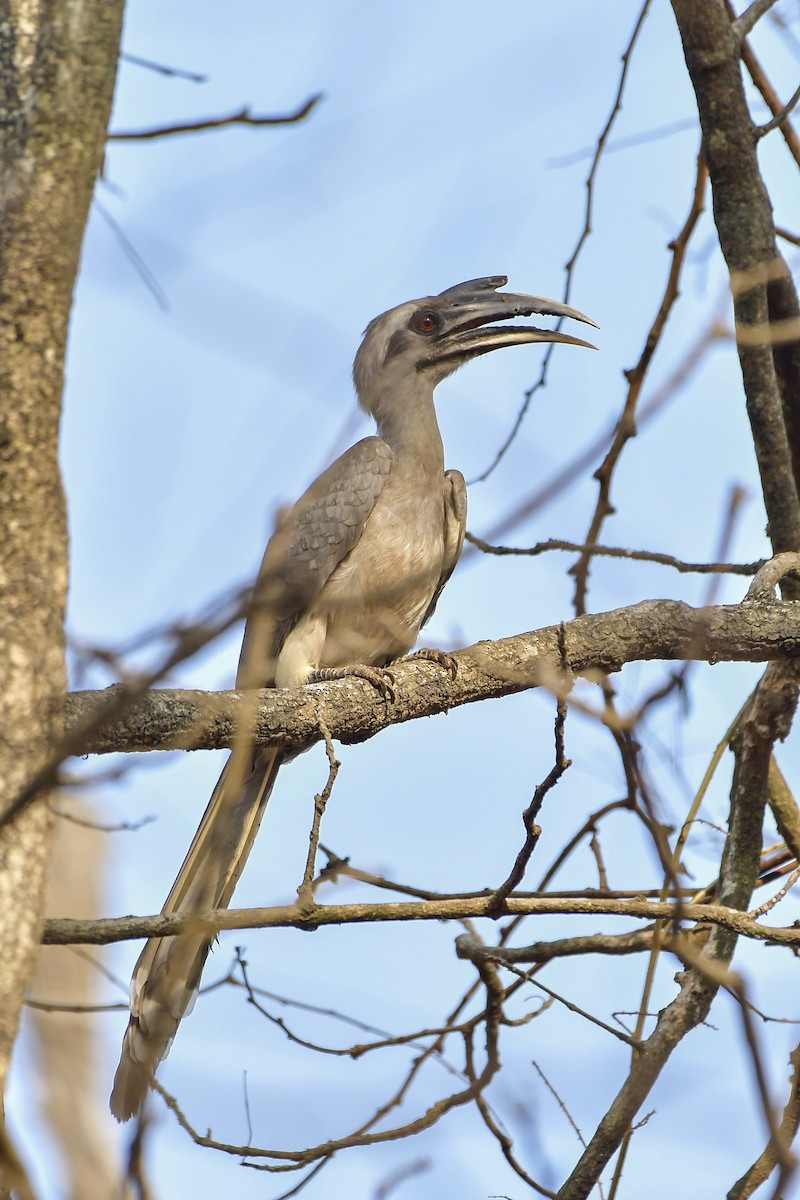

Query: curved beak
left=427, top=275, right=598, bottom=364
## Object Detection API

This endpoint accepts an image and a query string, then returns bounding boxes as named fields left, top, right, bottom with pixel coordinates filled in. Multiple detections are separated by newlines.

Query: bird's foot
left=398, top=647, right=458, bottom=679
left=310, top=664, right=396, bottom=702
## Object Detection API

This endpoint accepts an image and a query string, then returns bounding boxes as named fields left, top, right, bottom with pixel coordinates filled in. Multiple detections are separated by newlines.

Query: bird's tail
left=109, top=746, right=283, bottom=1121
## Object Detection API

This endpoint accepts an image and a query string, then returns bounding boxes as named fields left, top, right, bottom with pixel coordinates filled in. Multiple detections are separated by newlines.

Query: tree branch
left=675, top=0, right=800, bottom=552
left=42, top=892, right=800, bottom=948
left=555, top=655, right=800, bottom=1199
left=732, top=0, right=780, bottom=43
left=108, top=94, right=323, bottom=141
left=571, top=148, right=708, bottom=613
left=465, top=532, right=762, bottom=576
left=63, top=598, right=800, bottom=757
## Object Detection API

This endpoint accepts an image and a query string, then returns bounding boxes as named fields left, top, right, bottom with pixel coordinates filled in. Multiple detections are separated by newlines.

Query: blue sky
left=12, top=3, right=800, bottom=1198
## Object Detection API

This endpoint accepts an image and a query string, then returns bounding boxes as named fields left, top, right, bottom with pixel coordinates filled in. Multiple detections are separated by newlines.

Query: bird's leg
left=394, top=647, right=459, bottom=679
left=309, top=665, right=396, bottom=702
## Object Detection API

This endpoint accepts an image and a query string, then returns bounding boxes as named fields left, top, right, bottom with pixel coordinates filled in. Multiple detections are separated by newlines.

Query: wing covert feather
left=237, top=437, right=393, bottom=686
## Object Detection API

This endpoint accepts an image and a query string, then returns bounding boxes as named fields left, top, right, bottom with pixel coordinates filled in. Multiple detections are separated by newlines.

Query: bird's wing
left=421, top=468, right=467, bottom=628
left=236, top=435, right=394, bottom=688
left=111, top=437, right=395, bottom=1121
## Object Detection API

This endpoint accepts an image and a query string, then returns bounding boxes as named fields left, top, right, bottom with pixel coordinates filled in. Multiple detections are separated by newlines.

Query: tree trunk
left=0, top=2, right=125, bottom=1186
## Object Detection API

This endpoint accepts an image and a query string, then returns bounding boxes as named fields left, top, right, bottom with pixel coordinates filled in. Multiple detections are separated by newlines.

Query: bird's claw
left=400, top=647, right=458, bottom=679
left=310, top=664, right=396, bottom=702
left=350, top=665, right=396, bottom=701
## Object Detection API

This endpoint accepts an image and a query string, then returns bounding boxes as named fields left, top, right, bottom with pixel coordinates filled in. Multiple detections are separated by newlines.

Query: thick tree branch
left=42, top=893, right=800, bottom=947
left=673, top=0, right=800, bottom=551
left=64, top=598, right=800, bottom=756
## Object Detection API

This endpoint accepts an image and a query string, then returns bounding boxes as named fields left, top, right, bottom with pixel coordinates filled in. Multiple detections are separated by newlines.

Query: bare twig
left=296, top=715, right=339, bottom=910
left=572, top=652, right=800, bottom=1199
left=465, top=312, right=729, bottom=552
left=732, top=0, right=781, bottom=43
left=108, top=94, right=323, bottom=141
left=487, top=698, right=571, bottom=914
left=495, top=961, right=638, bottom=1047
left=465, top=532, right=761, bottom=576
left=121, top=52, right=208, bottom=82
left=728, top=1042, right=800, bottom=1198
left=757, top=81, right=800, bottom=137
left=149, top=949, right=508, bottom=1174
left=570, top=150, right=708, bottom=614
left=92, top=199, right=169, bottom=310
left=767, top=757, right=800, bottom=862
left=373, top=1159, right=432, bottom=1200
left=728, top=0, right=800, bottom=170
left=548, top=118, right=696, bottom=167
left=473, top=1082, right=556, bottom=1198
left=471, top=0, right=652, bottom=482
left=748, top=864, right=800, bottom=918
left=533, top=1060, right=590, bottom=1151
left=776, top=226, right=800, bottom=249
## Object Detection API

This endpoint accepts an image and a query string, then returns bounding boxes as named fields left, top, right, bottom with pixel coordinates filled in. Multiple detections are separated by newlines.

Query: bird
left=110, top=275, right=597, bottom=1120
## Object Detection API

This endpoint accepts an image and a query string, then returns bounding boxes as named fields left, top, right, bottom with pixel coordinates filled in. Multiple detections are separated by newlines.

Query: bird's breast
left=315, top=473, right=445, bottom=668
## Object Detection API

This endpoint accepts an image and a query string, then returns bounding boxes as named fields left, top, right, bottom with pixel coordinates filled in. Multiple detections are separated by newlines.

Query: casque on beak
left=426, top=275, right=598, bottom=364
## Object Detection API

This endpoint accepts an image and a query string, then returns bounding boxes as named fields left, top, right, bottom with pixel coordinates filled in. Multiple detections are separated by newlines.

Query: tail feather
left=109, top=747, right=282, bottom=1121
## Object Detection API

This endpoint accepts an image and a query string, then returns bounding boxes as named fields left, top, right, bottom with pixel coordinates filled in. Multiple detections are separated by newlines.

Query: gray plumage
left=110, top=276, right=597, bottom=1120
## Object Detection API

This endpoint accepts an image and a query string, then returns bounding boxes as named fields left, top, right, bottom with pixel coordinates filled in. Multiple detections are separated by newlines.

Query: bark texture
left=62, top=598, right=800, bottom=756
left=0, top=0, right=125, bottom=1143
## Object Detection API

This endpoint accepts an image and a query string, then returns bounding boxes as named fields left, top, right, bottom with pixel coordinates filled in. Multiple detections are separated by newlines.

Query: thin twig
left=296, top=715, right=339, bottom=910
left=562, top=652, right=800, bottom=1200
left=108, top=94, right=323, bottom=141
left=732, top=0, right=781, bottom=43
left=92, top=199, right=169, bottom=310
left=729, top=0, right=800, bottom=169
left=121, top=52, right=208, bottom=82
left=473, top=1086, right=556, bottom=1198
left=487, top=699, right=571, bottom=915
left=776, top=226, right=800, bottom=249
left=570, top=150, right=708, bottom=614
left=465, top=532, right=761, bottom=576
left=757, top=81, right=800, bottom=137
left=548, top=118, right=696, bottom=167
left=499, top=963, right=637, bottom=1047
left=464, top=312, right=729, bottom=553
left=533, top=1061, right=590, bottom=1152
left=373, top=1159, right=432, bottom=1200
left=470, top=0, right=652, bottom=482
left=728, top=1042, right=800, bottom=1198
left=748, top=864, right=800, bottom=918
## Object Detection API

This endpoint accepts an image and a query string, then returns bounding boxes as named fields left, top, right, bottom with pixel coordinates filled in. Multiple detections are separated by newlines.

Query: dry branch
left=64, top=598, right=800, bottom=756
left=42, top=892, right=800, bottom=948
left=108, top=94, right=322, bottom=141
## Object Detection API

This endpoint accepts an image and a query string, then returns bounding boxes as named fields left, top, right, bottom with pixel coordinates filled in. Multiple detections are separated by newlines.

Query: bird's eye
left=412, top=310, right=441, bottom=334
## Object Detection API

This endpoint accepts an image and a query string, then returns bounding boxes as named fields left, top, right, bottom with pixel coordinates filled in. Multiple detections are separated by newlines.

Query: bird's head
left=353, top=275, right=597, bottom=413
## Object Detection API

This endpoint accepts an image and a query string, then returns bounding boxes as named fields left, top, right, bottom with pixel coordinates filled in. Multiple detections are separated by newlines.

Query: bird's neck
left=370, top=381, right=445, bottom=472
